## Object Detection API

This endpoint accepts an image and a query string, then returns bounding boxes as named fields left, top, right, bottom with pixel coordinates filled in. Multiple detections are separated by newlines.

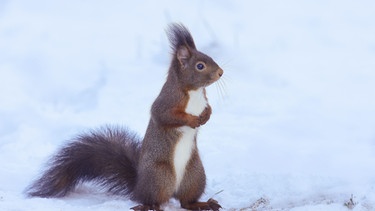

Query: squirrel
left=26, top=23, right=224, bottom=211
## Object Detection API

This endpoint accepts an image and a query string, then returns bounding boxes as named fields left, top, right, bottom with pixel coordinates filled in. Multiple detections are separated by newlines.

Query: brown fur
left=26, top=23, right=223, bottom=211
left=132, top=23, right=223, bottom=210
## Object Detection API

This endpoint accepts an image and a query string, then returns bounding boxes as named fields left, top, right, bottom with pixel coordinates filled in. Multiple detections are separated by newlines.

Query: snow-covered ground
left=1, top=1, right=375, bottom=210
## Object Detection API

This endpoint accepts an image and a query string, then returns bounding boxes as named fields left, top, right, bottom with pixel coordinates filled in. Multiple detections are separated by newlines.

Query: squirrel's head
left=167, top=23, right=223, bottom=90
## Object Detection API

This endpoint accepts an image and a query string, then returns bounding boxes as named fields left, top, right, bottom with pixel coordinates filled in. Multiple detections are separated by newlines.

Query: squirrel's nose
left=218, top=68, right=223, bottom=77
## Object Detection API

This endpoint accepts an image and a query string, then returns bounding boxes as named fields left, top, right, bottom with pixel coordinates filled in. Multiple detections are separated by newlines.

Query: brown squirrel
left=26, top=23, right=224, bottom=211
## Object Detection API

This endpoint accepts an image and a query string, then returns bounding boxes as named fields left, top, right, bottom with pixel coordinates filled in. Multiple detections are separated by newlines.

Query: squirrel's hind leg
left=132, top=161, right=175, bottom=210
left=181, top=198, right=221, bottom=211
left=175, top=152, right=221, bottom=210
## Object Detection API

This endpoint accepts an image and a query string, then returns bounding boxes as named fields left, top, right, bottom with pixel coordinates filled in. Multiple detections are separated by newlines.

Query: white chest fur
left=173, top=88, right=207, bottom=191
left=184, top=88, right=208, bottom=116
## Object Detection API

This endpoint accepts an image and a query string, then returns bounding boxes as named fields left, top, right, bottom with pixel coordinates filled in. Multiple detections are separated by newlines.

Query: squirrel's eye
left=196, top=62, right=205, bottom=71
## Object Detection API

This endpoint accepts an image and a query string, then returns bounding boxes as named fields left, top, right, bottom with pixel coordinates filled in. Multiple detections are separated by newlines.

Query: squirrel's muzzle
left=218, top=68, right=224, bottom=77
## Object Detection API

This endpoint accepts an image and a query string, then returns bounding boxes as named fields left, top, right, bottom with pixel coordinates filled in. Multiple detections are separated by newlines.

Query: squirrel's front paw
left=186, top=106, right=211, bottom=128
left=199, top=106, right=212, bottom=126
left=186, top=115, right=201, bottom=128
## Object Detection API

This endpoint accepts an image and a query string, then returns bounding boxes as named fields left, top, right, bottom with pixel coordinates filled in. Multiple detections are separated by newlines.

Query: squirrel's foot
left=207, top=198, right=222, bottom=211
left=181, top=198, right=221, bottom=211
left=130, top=204, right=162, bottom=211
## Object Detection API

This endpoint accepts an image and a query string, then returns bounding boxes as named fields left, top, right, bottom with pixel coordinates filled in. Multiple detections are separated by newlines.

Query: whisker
left=214, top=82, right=221, bottom=101
left=215, top=78, right=227, bottom=102
left=220, top=59, right=233, bottom=68
left=214, top=57, right=232, bottom=103
left=221, top=79, right=228, bottom=98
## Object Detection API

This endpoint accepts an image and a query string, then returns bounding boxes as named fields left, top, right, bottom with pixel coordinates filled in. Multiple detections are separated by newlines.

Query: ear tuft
left=166, top=23, right=196, bottom=53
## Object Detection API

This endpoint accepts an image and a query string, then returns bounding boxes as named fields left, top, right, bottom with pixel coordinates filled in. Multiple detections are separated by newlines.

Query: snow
left=1, top=0, right=375, bottom=210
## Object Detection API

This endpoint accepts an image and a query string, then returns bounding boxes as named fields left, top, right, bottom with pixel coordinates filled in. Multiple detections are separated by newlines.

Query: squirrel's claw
left=207, top=198, right=222, bottom=211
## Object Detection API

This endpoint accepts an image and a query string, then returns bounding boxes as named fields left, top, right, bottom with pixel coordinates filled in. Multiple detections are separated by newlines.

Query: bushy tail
left=26, top=126, right=141, bottom=198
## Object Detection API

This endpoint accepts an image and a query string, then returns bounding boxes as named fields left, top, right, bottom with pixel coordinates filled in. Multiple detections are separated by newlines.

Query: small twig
left=344, top=194, right=357, bottom=210
left=210, top=189, right=224, bottom=198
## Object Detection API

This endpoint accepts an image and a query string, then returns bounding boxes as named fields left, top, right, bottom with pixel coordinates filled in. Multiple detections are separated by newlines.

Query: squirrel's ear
left=177, top=46, right=191, bottom=69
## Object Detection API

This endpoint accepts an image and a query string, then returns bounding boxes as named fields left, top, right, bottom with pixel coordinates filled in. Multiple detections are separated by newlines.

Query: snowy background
left=1, top=0, right=375, bottom=210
